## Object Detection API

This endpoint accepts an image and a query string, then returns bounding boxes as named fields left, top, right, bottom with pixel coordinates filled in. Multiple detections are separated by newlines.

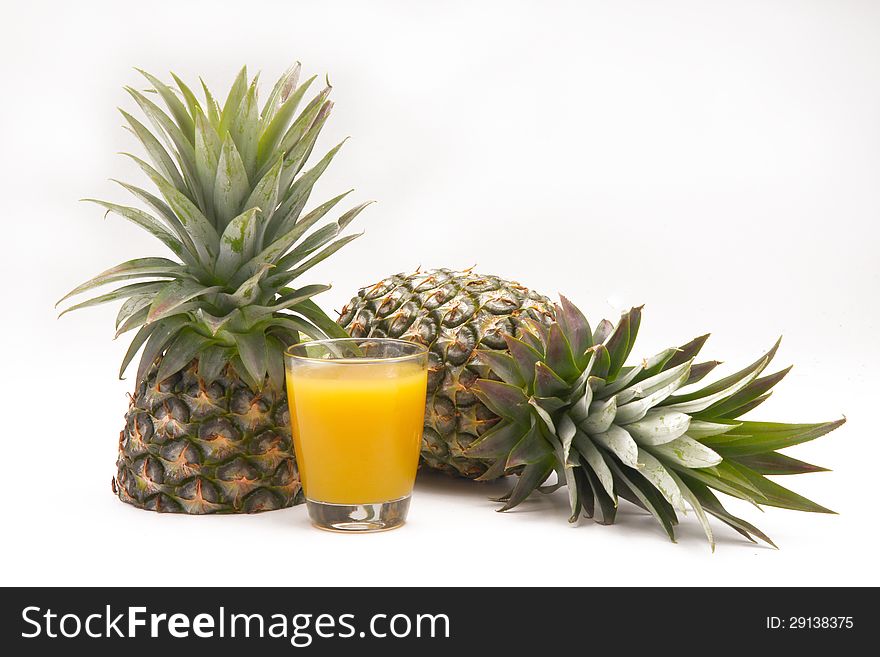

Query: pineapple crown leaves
left=468, top=297, right=845, bottom=549
left=57, top=64, right=364, bottom=390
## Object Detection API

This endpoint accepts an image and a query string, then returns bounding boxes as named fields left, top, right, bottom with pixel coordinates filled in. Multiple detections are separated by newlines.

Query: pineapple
left=340, top=269, right=844, bottom=546
left=59, top=64, right=368, bottom=513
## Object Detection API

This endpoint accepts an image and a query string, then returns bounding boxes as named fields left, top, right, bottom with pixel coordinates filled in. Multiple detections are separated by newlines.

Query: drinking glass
left=284, top=338, right=428, bottom=532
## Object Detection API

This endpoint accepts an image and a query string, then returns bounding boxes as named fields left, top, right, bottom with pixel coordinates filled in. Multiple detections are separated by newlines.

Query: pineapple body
left=115, top=359, right=301, bottom=513
left=339, top=269, right=555, bottom=478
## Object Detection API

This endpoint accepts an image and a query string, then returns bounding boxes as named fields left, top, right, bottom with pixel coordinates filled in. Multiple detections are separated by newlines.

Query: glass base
left=306, top=496, right=410, bottom=532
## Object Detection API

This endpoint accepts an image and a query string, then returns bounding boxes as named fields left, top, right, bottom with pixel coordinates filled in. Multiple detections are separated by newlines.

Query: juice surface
left=286, top=360, right=427, bottom=504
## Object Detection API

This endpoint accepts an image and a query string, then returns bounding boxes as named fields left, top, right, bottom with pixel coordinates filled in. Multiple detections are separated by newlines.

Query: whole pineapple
left=341, top=269, right=844, bottom=546
left=59, top=64, right=367, bottom=513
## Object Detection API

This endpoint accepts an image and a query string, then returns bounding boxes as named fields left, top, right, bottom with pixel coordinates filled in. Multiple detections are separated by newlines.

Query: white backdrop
left=1, top=0, right=877, bottom=586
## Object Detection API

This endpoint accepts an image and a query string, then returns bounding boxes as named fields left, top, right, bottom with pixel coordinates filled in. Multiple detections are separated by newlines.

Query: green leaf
left=272, top=86, right=332, bottom=171
left=667, top=469, right=714, bottom=550
left=230, top=355, right=260, bottom=391
left=631, top=360, right=692, bottom=398
left=506, top=422, right=553, bottom=468
left=197, top=344, right=230, bottom=383
left=57, top=257, right=181, bottom=306
left=665, top=334, right=710, bottom=370
left=503, top=334, right=543, bottom=388
left=265, top=188, right=353, bottom=251
left=115, top=304, right=150, bottom=337
left=276, top=135, right=344, bottom=228
left=661, top=358, right=766, bottom=414
left=251, top=196, right=358, bottom=282
left=580, top=397, right=617, bottom=434
left=592, top=319, right=613, bottom=345
left=136, top=317, right=187, bottom=385
left=247, top=157, right=284, bottom=247
left=569, top=386, right=594, bottom=425
left=268, top=232, right=364, bottom=289
left=699, top=367, right=792, bottom=419
left=544, top=323, right=580, bottom=382
left=240, top=284, right=331, bottom=327
left=147, top=279, right=223, bottom=323
left=680, top=476, right=777, bottom=547
left=574, top=431, right=615, bottom=501
left=528, top=399, right=557, bottom=435
left=218, top=66, right=248, bottom=136
left=592, top=424, right=639, bottom=468
left=232, top=330, right=269, bottom=388
left=732, top=451, right=828, bottom=475
left=215, top=208, right=260, bottom=280
left=265, top=335, right=287, bottom=392
left=83, top=199, right=193, bottom=265
left=258, top=73, right=316, bottom=165
left=269, top=204, right=370, bottom=278
left=120, top=109, right=187, bottom=193
left=170, top=72, right=204, bottom=123
left=705, top=419, right=846, bottom=458
left=726, top=462, right=835, bottom=514
left=534, top=361, right=569, bottom=398
left=600, top=364, right=644, bottom=397
left=112, top=180, right=197, bottom=257
left=722, top=393, right=772, bottom=419
left=126, top=155, right=219, bottom=264
left=157, top=328, right=212, bottom=382
left=633, top=346, right=678, bottom=382
left=58, top=281, right=166, bottom=318
left=136, top=69, right=195, bottom=141
left=194, top=110, right=221, bottom=218
left=625, top=410, right=691, bottom=446
left=636, top=448, right=685, bottom=512
left=259, top=314, right=325, bottom=341
left=201, top=78, right=221, bottom=129
left=614, top=364, right=691, bottom=424
left=519, top=326, right=545, bottom=353
left=294, top=298, right=351, bottom=339
left=559, top=413, right=578, bottom=464
left=116, top=293, right=154, bottom=329
left=589, top=344, right=611, bottom=380
left=666, top=338, right=780, bottom=405
left=119, top=323, right=157, bottom=379
left=125, top=86, right=199, bottom=202
left=556, top=295, right=592, bottom=364
left=476, top=350, right=525, bottom=388
left=497, top=455, right=555, bottom=512
left=604, top=307, right=638, bottom=380
left=213, top=134, right=251, bottom=228
left=583, top=466, right=618, bottom=525
left=685, top=360, right=721, bottom=386
left=471, top=379, right=531, bottom=424
left=230, top=81, right=260, bottom=180
left=686, top=419, right=739, bottom=439
left=650, top=435, right=722, bottom=468
left=609, top=460, right=678, bottom=541
left=260, top=62, right=302, bottom=123
left=670, top=463, right=760, bottom=505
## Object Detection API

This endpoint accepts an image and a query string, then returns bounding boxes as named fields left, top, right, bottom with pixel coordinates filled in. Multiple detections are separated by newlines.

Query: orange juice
left=285, top=360, right=427, bottom=504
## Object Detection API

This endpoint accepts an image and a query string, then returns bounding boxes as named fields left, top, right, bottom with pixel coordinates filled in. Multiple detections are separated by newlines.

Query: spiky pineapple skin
left=339, top=269, right=555, bottom=478
left=114, top=359, right=302, bottom=513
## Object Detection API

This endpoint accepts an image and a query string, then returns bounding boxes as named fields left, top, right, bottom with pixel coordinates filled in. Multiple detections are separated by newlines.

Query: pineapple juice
left=285, top=360, right=427, bottom=504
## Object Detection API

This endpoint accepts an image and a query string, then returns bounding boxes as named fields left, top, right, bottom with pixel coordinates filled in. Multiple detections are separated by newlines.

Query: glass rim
left=284, top=337, right=429, bottom=365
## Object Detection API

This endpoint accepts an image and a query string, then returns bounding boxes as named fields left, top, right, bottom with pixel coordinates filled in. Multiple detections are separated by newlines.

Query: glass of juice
left=284, top=338, right=428, bottom=532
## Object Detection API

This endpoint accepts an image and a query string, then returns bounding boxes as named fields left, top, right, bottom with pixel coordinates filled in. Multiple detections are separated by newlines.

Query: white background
left=1, top=0, right=877, bottom=586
